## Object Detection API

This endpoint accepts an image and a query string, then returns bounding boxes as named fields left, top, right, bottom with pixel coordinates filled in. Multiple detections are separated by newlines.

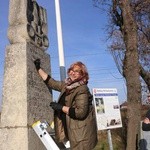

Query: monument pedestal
left=0, top=42, right=53, bottom=150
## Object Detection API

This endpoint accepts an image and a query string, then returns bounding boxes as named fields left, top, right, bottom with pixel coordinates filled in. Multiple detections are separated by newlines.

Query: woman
left=34, top=59, right=98, bottom=150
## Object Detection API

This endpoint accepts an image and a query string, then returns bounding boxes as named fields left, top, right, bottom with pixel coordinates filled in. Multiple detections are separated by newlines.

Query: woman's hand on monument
left=34, top=59, right=49, bottom=81
left=34, top=59, right=41, bottom=71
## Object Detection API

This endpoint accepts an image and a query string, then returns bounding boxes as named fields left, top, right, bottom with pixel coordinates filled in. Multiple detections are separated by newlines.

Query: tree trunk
left=120, top=0, right=142, bottom=149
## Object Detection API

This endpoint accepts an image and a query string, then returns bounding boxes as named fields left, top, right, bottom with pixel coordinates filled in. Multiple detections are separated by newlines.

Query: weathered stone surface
left=1, top=43, right=27, bottom=127
left=0, top=43, right=53, bottom=150
left=1, top=42, right=53, bottom=127
left=0, top=128, right=28, bottom=150
left=0, top=128, right=46, bottom=150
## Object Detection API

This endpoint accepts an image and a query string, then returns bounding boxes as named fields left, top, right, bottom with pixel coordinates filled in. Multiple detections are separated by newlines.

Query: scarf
left=65, top=77, right=87, bottom=91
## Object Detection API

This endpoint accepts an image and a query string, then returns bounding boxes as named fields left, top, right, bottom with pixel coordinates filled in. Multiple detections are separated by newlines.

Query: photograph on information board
left=93, top=88, right=122, bottom=130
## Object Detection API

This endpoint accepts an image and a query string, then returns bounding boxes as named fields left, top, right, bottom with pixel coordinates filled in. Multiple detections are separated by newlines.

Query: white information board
left=93, top=88, right=122, bottom=130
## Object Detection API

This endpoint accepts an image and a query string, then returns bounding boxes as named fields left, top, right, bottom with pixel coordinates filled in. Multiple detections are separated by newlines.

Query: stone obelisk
left=0, top=0, right=53, bottom=149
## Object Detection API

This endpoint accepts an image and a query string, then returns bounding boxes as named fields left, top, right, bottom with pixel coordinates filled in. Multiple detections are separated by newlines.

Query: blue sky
left=0, top=0, right=127, bottom=110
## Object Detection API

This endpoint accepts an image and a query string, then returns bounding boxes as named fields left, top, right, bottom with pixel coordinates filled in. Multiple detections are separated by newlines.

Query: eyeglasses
left=71, top=69, right=81, bottom=74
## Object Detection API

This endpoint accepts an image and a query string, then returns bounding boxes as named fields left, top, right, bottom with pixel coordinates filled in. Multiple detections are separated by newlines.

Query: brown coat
left=47, top=78, right=98, bottom=150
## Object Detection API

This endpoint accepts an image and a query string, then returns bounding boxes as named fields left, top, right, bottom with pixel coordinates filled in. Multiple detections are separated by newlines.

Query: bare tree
left=93, top=0, right=150, bottom=149
left=119, top=1, right=141, bottom=149
left=109, top=0, right=150, bottom=91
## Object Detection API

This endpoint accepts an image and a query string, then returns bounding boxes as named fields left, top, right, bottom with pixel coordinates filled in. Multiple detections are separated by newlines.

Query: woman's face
left=69, top=66, right=82, bottom=81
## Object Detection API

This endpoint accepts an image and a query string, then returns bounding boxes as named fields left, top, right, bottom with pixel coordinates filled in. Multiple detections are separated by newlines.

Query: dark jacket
left=47, top=78, right=98, bottom=150
left=142, top=109, right=150, bottom=131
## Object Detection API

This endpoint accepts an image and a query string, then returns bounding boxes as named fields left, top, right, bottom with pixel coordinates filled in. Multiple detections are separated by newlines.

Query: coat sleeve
left=142, top=122, right=150, bottom=131
left=69, top=85, right=90, bottom=120
left=142, top=109, right=150, bottom=131
left=46, top=77, right=64, bottom=92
